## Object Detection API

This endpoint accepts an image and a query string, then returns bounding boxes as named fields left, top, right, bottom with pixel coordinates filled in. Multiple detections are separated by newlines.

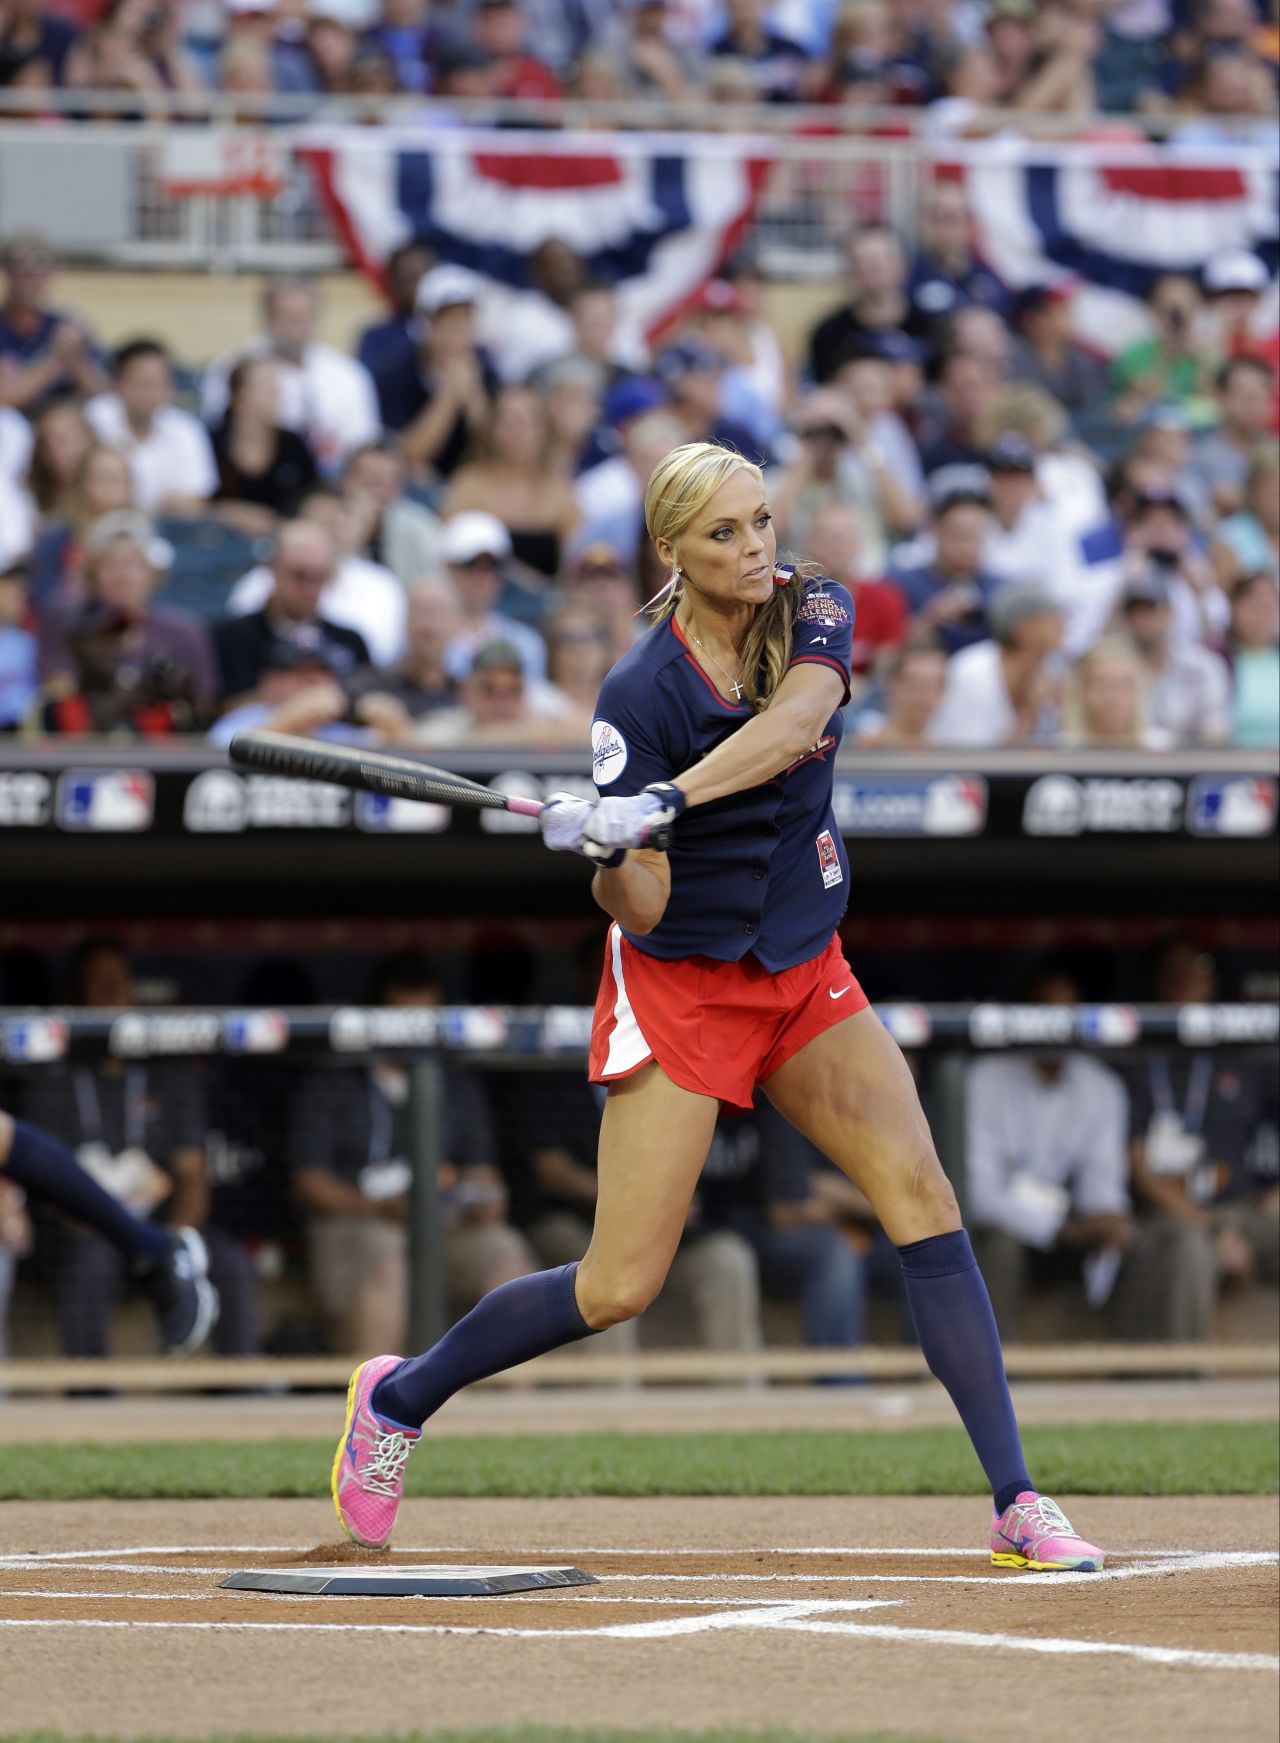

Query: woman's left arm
left=674, top=663, right=846, bottom=810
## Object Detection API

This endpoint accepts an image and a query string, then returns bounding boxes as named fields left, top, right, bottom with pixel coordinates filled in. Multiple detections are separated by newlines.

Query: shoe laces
left=361, top=1429, right=416, bottom=1497
left=1019, top=1494, right=1073, bottom=1538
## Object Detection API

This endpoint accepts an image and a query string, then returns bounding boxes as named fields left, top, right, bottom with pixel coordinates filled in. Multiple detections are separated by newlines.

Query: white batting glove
left=583, top=783, right=686, bottom=852
left=539, top=793, right=627, bottom=865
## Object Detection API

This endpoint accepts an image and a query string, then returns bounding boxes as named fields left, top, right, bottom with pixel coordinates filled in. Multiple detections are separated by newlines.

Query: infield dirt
left=1, top=1496, right=1276, bottom=1743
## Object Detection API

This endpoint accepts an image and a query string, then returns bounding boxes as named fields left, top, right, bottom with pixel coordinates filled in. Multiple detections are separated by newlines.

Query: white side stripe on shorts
left=602, top=922, right=653, bottom=1076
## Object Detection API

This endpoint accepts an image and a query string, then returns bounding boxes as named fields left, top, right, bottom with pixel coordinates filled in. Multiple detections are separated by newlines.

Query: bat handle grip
left=646, top=822, right=674, bottom=852
left=505, top=795, right=545, bottom=818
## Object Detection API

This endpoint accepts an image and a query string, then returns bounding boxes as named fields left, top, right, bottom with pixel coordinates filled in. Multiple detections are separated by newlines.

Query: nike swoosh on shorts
left=829, top=986, right=852, bottom=1000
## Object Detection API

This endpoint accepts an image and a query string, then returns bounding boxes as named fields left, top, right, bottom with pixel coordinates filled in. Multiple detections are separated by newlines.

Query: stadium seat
left=154, top=516, right=269, bottom=622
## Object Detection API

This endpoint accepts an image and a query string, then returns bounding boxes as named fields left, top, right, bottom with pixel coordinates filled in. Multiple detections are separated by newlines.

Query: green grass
left=0, top=1422, right=1274, bottom=1501
left=1, top=1734, right=944, bottom=1743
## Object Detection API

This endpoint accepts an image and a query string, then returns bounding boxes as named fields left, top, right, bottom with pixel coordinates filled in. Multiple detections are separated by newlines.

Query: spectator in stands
left=85, top=339, right=218, bottom=518
left=220, top=0, right=317, bottom=96
left=41, top=508, right=216, bottom=715
left=769, top=388, right=913, bottom=571
left=542, top=602, right=611, bottom=732
left=348, top=572, right=460, bottom=721
left=415, top=638, right=580, bottom=748
left=708, top=0, right=810, bottom=102
left=399, top=265, right=496, bottom=482
left=227, top=484, right=406, bottom=667
left=981, top=430, right=1081, bottom=605
left=0, top=1174, right=30, bottom=1362
left=555, top=539, right=641, bottom=666
left=684, top=277, right=782, bottom=451
left=1110, top=274, right=1209, bottom=424
left=597, top=0, right=701, bottom=100
left=968, top=964, right=1212, bottom=1343
left=0, top=1, right=77, bottom=87
left=652, top=338, right=763, bottom=460
left=342, top=439, right=443, bottom=585
left=575, top=389, right=681, bottom=554
left=303, top=2, right=361, bottom=93
left=540, top=355, right=606, bottom=477
left=927, top=579, right=1064, bottom=748
left=0, top=232, right=107, bottom=414
left=470, top=0, right=561, bottom=99
left=1189, top=357, right=1275, bottom=517
left=1200, top=249, right=1276, bottom=381
left=33, top=593, right=207, bottom=738
left=891, top=482, right=1000, bottom=653
left=207, top=638, right=410, bottom=750
left=216, top=30, right=277, bottom=111
left=292, top=951, right=538, bottom=1355
left=66, top=0, right=204, bottom=98
left=213, top=518, right=370, bottom=704
left=27, top=443, right=135, bottom=615
left=1126, top=943, right=1278, bottom=1323
left=1122, top=483, right=1229, bottom=649
left=362, top=0, right=433, bottom=94
left=834, top=348, right=926, bottom=526
left=25, top=938, right=258, bottom=1358
left=443, top=385, right=581, bottom=582
left=1008, top=283, right=1106, bottom=423
left=1171, top=43, right=1277, bottom=144
left=807, top=226, right=912, bottom=385
left=211, top=356, right=319, bottom=535
left=0, top=559, right=37, bottom=731
left=916, top=350, right=999, bottom=475
left=803, top=501, right=906, bottom=680
left=440, top=510, right=548, bottom=682
left=1212, top=448, right=1279, bottom=589
left=905, top=178, right=1008, bottom=346
left=26, top=401, right=94, bottom=530
left=1059, top=635, right=1168, bottom=752
left=478, top=238, right=596, bottom=387
left=1120, top=564, right=1231, bottom=747
left=849, top=637, right=948, bottom=749
left=356, top=239, right=434, bottom=429
left=1224, top=569, right=1280, bottom=750
left=202, top=276, right=381, bottom=477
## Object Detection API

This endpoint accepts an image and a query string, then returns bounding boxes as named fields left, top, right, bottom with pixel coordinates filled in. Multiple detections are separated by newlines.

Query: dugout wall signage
left=831, top=774, right=987, bottom=836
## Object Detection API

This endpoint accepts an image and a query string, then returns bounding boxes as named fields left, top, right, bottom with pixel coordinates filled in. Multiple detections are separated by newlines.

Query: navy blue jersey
left=590, top=578, right=855, bottom=972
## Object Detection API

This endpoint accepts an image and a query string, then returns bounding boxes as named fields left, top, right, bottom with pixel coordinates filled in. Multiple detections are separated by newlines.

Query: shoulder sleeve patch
left=590, top=718, right=629, bottom=786
left=797, top=590, right=851, bottom=627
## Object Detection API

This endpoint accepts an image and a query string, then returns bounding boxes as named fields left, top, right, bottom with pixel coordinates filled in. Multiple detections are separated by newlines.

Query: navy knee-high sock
left=4, top=1119, right=169, bottom=1267
left=898, top=1229, right=1033, bottom=1515
left=373, top=1261, right=596, bottom=1429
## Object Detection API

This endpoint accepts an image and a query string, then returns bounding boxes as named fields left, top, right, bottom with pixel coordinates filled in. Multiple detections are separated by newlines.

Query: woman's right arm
left=591, top=847, right=671, bottom=936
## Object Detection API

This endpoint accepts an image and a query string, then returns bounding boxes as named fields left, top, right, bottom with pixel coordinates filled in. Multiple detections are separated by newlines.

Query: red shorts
left=589, top=927, right=869, bottom=1113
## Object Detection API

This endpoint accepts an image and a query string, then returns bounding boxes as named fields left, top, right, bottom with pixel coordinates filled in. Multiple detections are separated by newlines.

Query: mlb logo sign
left=57, top=770, right=154, bottom=832
left=815, top=829, right=843, bottom=890
left=222, top=1010, right=290, bottom=1055
left=1187, top=778, right=1277, bottom=838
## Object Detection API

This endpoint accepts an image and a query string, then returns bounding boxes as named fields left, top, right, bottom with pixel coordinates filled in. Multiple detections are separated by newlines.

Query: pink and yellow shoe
left=331, top=1355, right=421, bottom=1549
left=990, top=1492, right=1105, bottom=1572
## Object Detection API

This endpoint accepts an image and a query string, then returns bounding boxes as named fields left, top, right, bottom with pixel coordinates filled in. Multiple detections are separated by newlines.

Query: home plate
left=220, top=1564, right=598, bottom=1597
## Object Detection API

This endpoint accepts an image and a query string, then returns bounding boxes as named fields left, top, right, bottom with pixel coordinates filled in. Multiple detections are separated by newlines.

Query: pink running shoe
left=991, top=1492, right=1105, bottom=1572
left=331, top=1356, right=421, bottom=1549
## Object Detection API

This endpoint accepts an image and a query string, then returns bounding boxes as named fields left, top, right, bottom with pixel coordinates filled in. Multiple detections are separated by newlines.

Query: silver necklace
left=683, top=608, right=746, bottom=701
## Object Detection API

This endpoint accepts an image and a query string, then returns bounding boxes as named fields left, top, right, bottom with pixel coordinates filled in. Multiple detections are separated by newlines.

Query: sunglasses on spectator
left=801, top=424, right=846, bottom=442
left=455, top=554, right=500, bottom=570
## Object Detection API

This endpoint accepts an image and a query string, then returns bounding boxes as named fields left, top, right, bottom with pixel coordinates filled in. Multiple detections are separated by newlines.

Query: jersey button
left=752, top=869, right=764, bottom=880
left=744, top=923, right=756, bottom=936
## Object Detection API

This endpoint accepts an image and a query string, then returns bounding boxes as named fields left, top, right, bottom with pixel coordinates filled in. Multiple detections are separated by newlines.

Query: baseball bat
left=226, top=729, right=674, bottom=847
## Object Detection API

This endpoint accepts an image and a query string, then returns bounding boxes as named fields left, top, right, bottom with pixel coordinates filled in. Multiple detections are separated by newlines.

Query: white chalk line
left=0, top=1603, right=1274, bottom=1670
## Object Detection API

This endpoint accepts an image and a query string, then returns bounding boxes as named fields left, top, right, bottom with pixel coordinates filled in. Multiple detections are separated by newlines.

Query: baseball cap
left=1014, top=280, right=1075, bottom=321
left=415, top=263, right=484, bottom=315
left=443, top=511, right=512, bottom=566
left=602, top=375, right=668, bottom=427
left=83, top=510, right=173, bottom=571
left=986, top=431, right=1037, bottom=474
left=1132, top=482, right=1192, bottom=519
left=988, top=580, right=1062, bottom=642
left=1202, top=249, right=1268, bottom=296
left=572, top=540, right=628, bottom=577
left=654, top=338, right=724, bottom=386
left=471, top=639, right=523, bottom=675
left=929, top=464, right=992, bottom=512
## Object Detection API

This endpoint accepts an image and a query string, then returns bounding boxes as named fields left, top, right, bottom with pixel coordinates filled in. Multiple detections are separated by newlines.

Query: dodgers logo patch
left=591, top=719, right=628, bottom=786
left=797, top=591, right=850, bottom=628
left=815, top=828, right=843, bottom=889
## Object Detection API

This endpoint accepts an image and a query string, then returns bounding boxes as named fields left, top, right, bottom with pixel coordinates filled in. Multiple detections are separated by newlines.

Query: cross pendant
left=730, top=680, right=745, bottom=700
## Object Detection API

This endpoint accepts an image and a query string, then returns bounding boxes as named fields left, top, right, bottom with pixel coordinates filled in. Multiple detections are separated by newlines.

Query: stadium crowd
left=1, top=0, right=1278, bottom=129
left=0, top=179, right=1277, bottom=751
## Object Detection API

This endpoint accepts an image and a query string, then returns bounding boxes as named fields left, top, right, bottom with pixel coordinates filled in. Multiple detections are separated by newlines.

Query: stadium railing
left=0, top=1001, right=1275, bottom=1393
